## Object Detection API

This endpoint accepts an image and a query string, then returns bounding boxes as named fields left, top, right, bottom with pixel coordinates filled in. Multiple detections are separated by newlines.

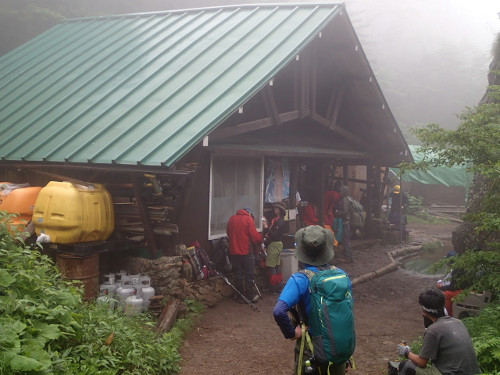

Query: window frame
left=208, top=154, right=264, bottom=240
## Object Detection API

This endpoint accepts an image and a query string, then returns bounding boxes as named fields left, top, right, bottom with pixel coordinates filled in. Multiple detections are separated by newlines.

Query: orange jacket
left=226, top=209, right=263, bottom=256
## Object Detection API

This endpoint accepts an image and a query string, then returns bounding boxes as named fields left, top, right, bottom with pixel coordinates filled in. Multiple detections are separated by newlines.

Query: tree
left=402, top=33, right=500, bottom=295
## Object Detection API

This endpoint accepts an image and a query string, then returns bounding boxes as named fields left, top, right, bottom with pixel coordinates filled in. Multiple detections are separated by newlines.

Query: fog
left=343, top=0, right=500, bottom=139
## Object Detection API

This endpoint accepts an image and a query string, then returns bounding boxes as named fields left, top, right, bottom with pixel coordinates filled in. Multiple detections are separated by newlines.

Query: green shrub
left=0, top=219, right=82, bottom=374
left=463, top=304, right=500, bottom=374
left=0, top=216, right=202, bottom=374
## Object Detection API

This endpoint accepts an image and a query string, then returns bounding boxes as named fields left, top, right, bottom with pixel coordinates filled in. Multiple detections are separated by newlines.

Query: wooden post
left=131, top=174, right=158, bottom=258
left=343, top=164, right=348, bottom=186
left=365, top=164, right=374, bottom=236
left=373, top=166, right=382, bottom=218
left=318, top=160, right=325, bottom=226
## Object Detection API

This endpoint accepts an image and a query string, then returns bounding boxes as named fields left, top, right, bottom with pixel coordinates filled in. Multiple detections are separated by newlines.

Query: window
left=209, top=155, right=263, bottom=239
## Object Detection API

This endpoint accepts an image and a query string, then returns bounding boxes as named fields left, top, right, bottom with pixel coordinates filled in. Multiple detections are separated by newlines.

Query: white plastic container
left=281, top=249, right=298, bottom=282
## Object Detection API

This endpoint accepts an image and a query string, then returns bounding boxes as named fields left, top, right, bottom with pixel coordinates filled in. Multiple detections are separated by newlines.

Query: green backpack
left=301, top=267, right=355, bottom=364
left=346, top=196, right=365, bottom=229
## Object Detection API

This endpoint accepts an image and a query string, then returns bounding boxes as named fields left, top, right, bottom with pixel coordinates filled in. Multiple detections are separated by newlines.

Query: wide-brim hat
left=294, top=225, right=334, bottom=266
left=273, top=202, right=287, bottom=213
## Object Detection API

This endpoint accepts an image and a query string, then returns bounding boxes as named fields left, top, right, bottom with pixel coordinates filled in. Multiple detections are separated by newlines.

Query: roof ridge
left=62, top=2, right=344, bottom=23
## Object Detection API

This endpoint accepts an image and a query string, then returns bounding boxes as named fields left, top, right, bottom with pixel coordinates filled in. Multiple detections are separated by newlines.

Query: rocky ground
left=178, top=221, right=458, bottom=375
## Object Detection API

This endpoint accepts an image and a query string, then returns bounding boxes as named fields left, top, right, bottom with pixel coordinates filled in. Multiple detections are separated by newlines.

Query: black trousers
left=229, top=252, right=255, bottom=295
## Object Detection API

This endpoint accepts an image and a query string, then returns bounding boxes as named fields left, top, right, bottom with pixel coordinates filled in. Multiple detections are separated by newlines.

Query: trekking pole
left=253, top=280, right=262, bottom=300
left=216, top=271, right=261, bottom=312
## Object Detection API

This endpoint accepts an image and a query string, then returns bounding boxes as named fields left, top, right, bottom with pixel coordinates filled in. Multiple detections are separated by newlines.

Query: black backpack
left=212, top=237, right=232, bottom=274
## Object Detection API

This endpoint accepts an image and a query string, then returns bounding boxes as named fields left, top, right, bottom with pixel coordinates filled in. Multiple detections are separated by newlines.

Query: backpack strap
left=296, top=322, right=314, bottom=375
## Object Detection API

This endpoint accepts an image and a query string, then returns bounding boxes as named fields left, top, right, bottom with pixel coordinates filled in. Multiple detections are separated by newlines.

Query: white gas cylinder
left=114, top=271, right=127, bottom=288
left=116, top=276, right=135, bottom=308
left=99, top=281, right=117, bottom=297
left=139, top=276, right=155, bottom=309
left=129, top=274, right=141, bottom=291
left=125, top=291, right=143, bottom=315
left=97, top=291, right=115, bottom=311
left=103, top=273, right=115, bottom=284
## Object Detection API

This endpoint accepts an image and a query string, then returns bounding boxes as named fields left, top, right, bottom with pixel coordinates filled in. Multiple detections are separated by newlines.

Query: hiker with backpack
left=334, top=185, right=356, bottom=262
left=273, top=225, right=355, bottom=375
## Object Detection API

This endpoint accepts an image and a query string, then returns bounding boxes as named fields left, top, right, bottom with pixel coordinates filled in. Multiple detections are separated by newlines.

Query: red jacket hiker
left=226, top=209, right=263, bottom=256
left=323, top=190, right=340, bottom=226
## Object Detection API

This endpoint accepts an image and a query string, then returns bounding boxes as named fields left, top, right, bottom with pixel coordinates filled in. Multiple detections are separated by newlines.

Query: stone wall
left=119, top=255, right=228, bottom=307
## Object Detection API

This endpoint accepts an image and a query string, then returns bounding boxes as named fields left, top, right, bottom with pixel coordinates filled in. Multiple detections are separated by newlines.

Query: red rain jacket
left=226, top=209, right=263, bottom=256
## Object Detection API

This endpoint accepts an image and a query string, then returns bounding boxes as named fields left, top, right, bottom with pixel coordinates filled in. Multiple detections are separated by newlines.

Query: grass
left=406, top=214, right=450, bottom=225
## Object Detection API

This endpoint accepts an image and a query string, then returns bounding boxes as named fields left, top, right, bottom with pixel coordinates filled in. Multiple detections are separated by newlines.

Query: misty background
left=1, top=0, right=498, bottom=143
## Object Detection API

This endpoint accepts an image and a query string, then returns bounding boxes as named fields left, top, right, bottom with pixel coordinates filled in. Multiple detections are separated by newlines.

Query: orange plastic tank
left=33, top=181, right=114, bottom=244
left=0, top=182, right=42, bottom=228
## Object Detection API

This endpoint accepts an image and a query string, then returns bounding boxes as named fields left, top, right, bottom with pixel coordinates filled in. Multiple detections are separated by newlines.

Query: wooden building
left=0, top=4, right=411, bottom=256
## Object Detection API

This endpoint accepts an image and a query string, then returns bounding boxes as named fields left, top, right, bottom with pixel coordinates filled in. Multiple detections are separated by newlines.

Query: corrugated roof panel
left=0, top=4, right=342, bottom=166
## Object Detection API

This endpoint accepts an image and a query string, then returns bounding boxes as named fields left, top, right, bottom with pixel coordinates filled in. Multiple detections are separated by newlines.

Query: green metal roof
left=0, top=3, right=345, bottom=167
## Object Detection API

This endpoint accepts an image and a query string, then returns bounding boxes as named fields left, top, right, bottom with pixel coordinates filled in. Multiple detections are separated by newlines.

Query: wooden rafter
left=311, top=37, right=318, bottom=115
left=262, top=85, right=281, bottom=126
left=326, top=84, right=345, bottom=126
left=210, top=110, right=300, bottom=140
left=300, top=53, right=310, bottom=118
left=311, top=113, right=371, bottom=149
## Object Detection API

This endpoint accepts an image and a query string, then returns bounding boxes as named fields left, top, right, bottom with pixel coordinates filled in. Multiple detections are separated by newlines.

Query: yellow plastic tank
left=0, top=182, right=42, bottom=228
left=33, top=181, right=114, bottom=244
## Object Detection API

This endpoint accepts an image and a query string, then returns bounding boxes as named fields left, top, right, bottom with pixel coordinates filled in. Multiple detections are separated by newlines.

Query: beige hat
left=294, top=225, right=334, bottom=266
left=273, top=202, right=287, bottom=213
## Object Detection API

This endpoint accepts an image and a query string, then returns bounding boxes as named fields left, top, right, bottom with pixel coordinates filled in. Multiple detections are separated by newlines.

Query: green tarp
left=392, top=145, right=472, bottom=190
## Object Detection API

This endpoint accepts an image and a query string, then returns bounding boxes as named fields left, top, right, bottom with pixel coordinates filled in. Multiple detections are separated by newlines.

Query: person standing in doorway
left=263, top=202, right=287, bottom=294
left=226, top=207, right=263, bottom=303
left=389, top=185, right=409, bottom=227
left=335, top=185, right=354, bottom=263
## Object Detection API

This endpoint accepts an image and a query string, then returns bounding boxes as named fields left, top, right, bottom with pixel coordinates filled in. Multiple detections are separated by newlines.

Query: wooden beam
left=262, top=85, right=281, bottom=126
left=326, top=84, right=345, bottom=126
left=311, top=40, right=318, bottom=116
left=299, top=53, right=310, bottom=118
left=210, top=110, right=300, bottom=140
left=318, top=160, right=326, bottom=226
left=17, top=163, right=191, bottom=176
left=311, top=113, right=371, bottom=149
left=155, top=298, right=181, bottom=336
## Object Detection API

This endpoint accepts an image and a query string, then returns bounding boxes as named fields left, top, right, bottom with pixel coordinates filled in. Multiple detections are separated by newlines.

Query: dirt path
left=178, top=222, right=458, bottom=375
